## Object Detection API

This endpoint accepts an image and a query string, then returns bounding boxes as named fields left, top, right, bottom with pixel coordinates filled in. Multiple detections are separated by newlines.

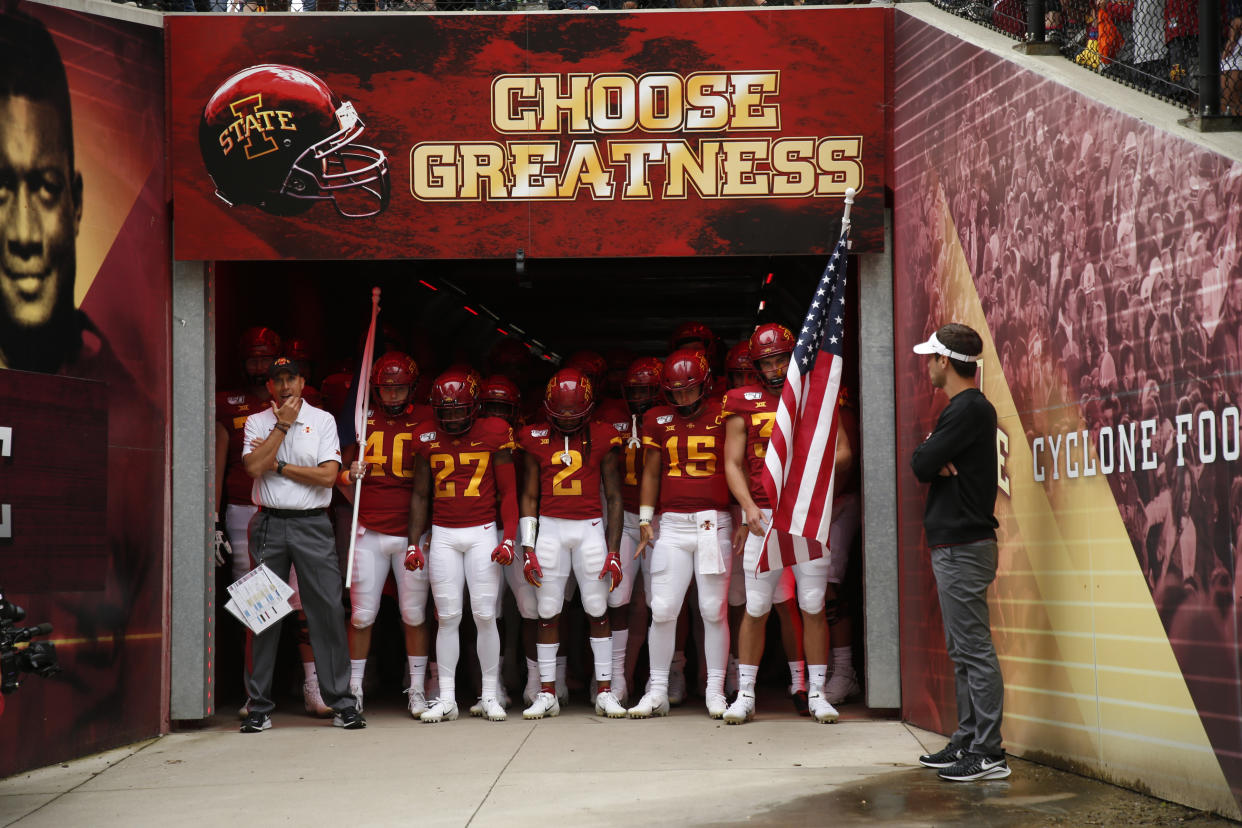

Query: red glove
left=599, top=551, right=623, bottom=592
left=492, top=537, right=515, bottom=566
left=404, top=544, right=425, bottom=572
left=523, top=548, right=543, bottom=588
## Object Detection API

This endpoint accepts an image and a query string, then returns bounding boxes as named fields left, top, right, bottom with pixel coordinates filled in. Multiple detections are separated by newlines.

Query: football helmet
left=623, top=357, right=663, bottom=415
left=371, top=351, right=418, bottom=416
left=285, top=337, right=312, bottom=363
left=544, top=369, right=595, bottom=434
left=725, top=341, right=759, bottom=389
left=749, top=323, right=796, bottom=390
left=669, top=321, right=716, bottom=353
left=480, top=374, right=522, bottom=425
left=240, top=326, right=282, bottom=385
left=661, top=348, right=712, bottom=419
left=431, top=369, right=480, bottom=435
left=566, top=350, right=607, bottom=389
left=199, top=64, right=390, bottom=218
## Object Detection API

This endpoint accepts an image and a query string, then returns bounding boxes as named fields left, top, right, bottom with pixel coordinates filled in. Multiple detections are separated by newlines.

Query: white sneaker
left=349, top=683, right=364, bottom=714
left=420, top=698, right=459, bottom=723
left=823, top=670, right=860, bottom=705
left=405, top=688, right=428, bottom=718
left=594, top=690, right=627, bottom=718
left=705, top=691, right=728, bottom=719
left=627, top=692, right=670, bottom=719
left=668, top=668, right=686, bottom=706
left=523, top=691, right=560, bottom=720
left=808, top=689, right=840, bottom=724
left=469, top=698, right=485, bottom=718
left=479, top=696, right=507, bottom=722
left=723, top=691, right=755, bottom=725
left=303, top=680, right=331, bottom=718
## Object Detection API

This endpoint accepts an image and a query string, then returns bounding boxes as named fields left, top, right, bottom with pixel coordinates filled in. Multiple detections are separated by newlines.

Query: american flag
left=757, top=224, right=849, bottom=573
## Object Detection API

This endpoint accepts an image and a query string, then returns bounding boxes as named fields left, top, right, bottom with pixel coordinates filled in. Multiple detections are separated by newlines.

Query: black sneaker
left=240, top=711, right=271, bottom=733
left=938, top=752, right=1011, bottom=781
left=918, top=743, right=964, bottom=768
left=333, top=707, right=367, bottom=730
left=790, top=689, right=809, bottom=717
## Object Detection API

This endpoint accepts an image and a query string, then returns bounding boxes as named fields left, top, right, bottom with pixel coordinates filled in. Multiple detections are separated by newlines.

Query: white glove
left=213, top=512, right=231, bottom=566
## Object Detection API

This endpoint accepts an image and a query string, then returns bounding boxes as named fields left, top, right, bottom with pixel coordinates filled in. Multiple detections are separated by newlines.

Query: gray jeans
left=931, top=539, right=1004, bottom=757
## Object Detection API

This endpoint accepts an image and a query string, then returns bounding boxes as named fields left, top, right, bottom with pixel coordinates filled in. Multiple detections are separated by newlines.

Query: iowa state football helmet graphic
left=199, top=64, right=390, bottom=218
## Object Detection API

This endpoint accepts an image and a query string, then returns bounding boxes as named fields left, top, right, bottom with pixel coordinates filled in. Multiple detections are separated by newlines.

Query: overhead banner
left=167, top=9, right=888, bottom=261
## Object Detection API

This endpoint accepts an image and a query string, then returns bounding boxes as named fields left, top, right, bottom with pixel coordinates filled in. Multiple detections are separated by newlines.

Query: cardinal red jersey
left=413, top=415, right=516, bottom=528
left=519, top=420, right=622, bottom=520
left=216, top=389, right=270, bottom=506
left=605, top=409, right=644, bottom=513
left=641, top=394, right=730, bottom=513
left=357, top=403, right=432, bottom=535
left=721, top=384, right=779, bottom=509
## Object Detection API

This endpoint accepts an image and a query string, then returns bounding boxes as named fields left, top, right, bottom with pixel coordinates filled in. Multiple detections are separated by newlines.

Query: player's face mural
left=0, top=94, right=80, bottom=332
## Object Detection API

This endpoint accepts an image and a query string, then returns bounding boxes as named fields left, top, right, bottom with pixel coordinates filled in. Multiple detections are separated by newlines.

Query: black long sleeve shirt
left=910, top=387, right=999, bottom=548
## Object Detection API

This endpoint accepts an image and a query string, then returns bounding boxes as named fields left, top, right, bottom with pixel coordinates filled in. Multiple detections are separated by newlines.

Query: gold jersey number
left=429, top=451, right=491, bottom=497
left=665, top=435, right=717, bottom=478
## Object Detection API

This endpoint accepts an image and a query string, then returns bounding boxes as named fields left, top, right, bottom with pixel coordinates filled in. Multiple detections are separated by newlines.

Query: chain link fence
left=931, top=0, right=1242, bottom=118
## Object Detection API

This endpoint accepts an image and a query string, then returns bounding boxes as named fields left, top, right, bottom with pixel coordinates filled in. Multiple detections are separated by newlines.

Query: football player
left=216, top=328, right=330, bottom=717
left=340, top=352, right=434, bottom=718
left=721, top=324, right=853, bottom=725
left=628, top=349, right=734, bottom=719
left=518, top=369, right=626, bottom=718
left=405, top=369, right=520, bottom=722
left=723, top=340, right=808, bottom=712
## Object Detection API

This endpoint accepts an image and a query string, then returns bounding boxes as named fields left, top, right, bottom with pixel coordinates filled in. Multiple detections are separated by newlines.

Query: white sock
left=537, top=642, right=559, bottom=685
left=789, top=660, right=807, bottom=692
left=590, top=637, right=613, bottom=684
left=349, top=659, right=366, bottom=689
left=556, top=655, right=568, bottom=688
left=408, top=656, right=428, bottom=693
left=832, top=646, right=853, bottom=673
left=649, top=667, right=670, bottom=697
left=525, top=657, right=540, bottom=688
left=738, top=663, right=759, bottom=695
left=476, top=616, right=501, bottom=699
left=611, top=629, right=629, bottom=683
left=303, top=661, right=317, bottom=683
left=706, top=668, right=725, bottom=696
left=809, top=664, right=828, bottom=692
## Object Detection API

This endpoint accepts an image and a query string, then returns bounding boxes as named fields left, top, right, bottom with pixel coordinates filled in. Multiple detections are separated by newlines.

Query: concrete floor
left=1, top=693, right=1236, bottom=828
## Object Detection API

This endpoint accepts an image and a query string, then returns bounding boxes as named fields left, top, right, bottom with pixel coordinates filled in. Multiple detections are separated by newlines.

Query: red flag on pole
left=758, top=193, right=853, bottom=573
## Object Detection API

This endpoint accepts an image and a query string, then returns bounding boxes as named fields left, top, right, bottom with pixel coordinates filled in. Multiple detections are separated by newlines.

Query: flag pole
left=841, top=186, right=855, bottom=236
left=345, top=287, right=381, bottom=589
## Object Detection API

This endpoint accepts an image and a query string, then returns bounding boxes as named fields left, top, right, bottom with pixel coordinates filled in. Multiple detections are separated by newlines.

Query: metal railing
left=930, top=0, right=1242, bottom=125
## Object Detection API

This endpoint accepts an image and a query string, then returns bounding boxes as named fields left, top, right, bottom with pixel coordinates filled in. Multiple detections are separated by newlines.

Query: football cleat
left=808, top=689, right=840, bottom=724
left=469, top=697, right=485, bottom=718
left=303, top=680, right=332, bottom=718
left=723, top=691, right=756, bottom=725
left=349, top=683, right=364, bottom=714
left=420, top=698, right=459, bottom=723
left=405, top=688, right=428, bottom=718
left=523, top=691, right=561, bottom=720
left=791, top=688, right=810, bottom=717
left=824, top=670, right=861, bottom=705
left=594, top=690, right=627, bottom=718
left=627, top=692, right=670, bottom=719
left=479, top=696, right=508, bottom=722
left=706, top=691, right=728, bottom=719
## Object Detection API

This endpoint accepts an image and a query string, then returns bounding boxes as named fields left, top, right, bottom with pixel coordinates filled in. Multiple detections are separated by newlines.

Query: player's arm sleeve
left=910, top=400, right=980, bottom=482
left=494, top=450, right=519, bottom=543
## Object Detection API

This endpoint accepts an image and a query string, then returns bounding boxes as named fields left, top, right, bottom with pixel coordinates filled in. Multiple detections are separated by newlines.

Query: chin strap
left=628, top=414, right=642, bottom=450
left=561, top=434, right=573, bottom=467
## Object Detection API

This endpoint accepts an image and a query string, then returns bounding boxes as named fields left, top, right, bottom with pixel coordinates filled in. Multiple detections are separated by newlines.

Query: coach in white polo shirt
left=238, top=356, right=364, bottom=732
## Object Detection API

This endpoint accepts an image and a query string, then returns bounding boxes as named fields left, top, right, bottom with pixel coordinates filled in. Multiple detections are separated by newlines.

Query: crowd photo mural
left=0, top=2, right=169, bottom=776
left=894, top=14, right=1242, bottom=817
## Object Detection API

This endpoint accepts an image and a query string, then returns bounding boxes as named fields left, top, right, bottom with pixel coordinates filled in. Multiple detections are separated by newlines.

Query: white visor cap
left=912, top=332, right=980, bottom=363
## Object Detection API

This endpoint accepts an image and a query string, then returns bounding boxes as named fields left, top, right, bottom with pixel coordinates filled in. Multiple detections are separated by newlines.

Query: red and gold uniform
left=721, top=385, right=779, bottom=510
left=413, top=415, right=516, bottom=529
left=641, top=394, right=731, bottom=513
left=518, top=420, right=622, bottom=520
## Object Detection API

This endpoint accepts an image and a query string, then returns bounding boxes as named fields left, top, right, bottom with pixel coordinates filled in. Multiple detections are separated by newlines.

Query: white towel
left=695, top=510, right=725, bottom=575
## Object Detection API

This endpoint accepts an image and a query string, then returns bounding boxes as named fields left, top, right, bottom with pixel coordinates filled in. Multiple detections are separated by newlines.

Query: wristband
left=339, top=468, right=352, bottom=486
left=274, top=422, right=290, bottom=434
left=406, top=544, right=419, bottom=552
left=519, top=516, right=538, bottom=549
left=638, top=505, right=655, bottom=525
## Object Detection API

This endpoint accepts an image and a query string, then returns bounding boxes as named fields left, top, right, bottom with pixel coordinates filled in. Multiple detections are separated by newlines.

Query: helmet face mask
left=480, top=374, right=522, bottom=426
left=371, top=352, right=418, bottom=416
left=725, top=341, right=758, bottom=389
left=661, top=348, right=712, bottom=419
left=749, top=324, right=796, bottom=392
left=623, top=357, right=664, bottom=416
left=544, top=369, right=595, bottom=435
left=431, top=370, right=479, bottom=435
left=199, top=65, right=391, bottom=219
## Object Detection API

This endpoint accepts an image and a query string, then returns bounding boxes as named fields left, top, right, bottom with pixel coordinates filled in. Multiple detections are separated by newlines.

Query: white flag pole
left=345, top=287, right=381, bottom=589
